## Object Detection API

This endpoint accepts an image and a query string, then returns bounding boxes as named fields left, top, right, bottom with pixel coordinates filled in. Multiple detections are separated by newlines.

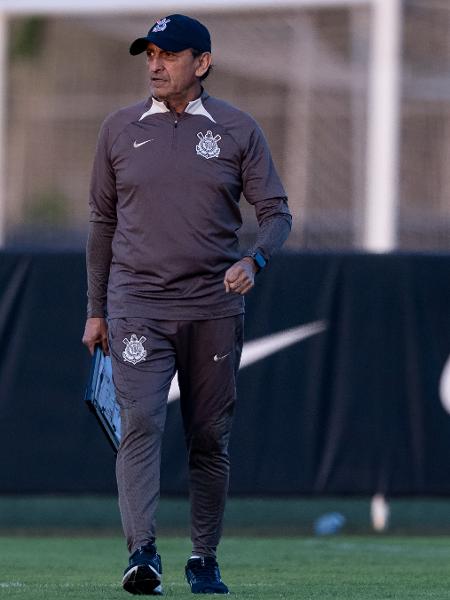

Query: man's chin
left=150, top=82, right=170, bottom=97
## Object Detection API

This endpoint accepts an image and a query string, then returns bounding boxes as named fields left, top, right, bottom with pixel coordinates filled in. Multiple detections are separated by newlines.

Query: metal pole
left=0, top=12, right=7, bottom=247
left=6, top=0, right=369, bottom=16
left=363, top=0, right=402, bottom=251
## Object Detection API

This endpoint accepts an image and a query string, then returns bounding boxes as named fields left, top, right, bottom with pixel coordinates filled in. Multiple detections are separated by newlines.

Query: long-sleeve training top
left=87, top=89, right=292, bottom=320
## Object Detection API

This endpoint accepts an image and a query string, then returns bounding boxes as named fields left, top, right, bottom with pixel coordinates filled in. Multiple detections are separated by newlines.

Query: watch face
left=254, top=252, right=266, bottom=269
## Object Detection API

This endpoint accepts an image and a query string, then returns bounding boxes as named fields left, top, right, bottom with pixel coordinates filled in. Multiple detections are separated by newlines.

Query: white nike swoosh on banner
left=439, top=354, right=450, bottom=415
left=133, top=139, right=154, bottom=148
left=167, top=320, right=327, bottom=403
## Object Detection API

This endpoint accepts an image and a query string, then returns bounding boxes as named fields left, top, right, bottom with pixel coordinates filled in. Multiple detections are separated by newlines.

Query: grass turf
left=2, top=496, right=450, bottom=535
left=0, top=536, right=449, bottom=599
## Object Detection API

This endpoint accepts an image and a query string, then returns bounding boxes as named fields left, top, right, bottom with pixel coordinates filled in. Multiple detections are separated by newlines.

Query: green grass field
left=1, top=497, right=450, bottom=598
left=1, top=535, right=450, bottom=599
left=2, top=496, right=450, bottom=535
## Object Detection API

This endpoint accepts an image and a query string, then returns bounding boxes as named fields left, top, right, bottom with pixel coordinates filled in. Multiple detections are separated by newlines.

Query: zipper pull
left=174, top=119, right=178, bottom=128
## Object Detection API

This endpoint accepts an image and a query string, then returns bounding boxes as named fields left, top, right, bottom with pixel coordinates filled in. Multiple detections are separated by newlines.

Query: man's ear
left=195, top=52, right=212, bottom=77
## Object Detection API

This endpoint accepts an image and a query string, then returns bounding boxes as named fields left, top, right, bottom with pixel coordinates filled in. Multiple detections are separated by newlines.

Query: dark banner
left=1, top=251, right=450, bottom=495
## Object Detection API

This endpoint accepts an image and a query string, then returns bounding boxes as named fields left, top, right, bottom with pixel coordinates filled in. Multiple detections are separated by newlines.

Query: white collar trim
left=138, top=96, right=215, bottom=123
left=185, top=97, right=216, bottom=123
left=139, top=98, right=169, bottom=121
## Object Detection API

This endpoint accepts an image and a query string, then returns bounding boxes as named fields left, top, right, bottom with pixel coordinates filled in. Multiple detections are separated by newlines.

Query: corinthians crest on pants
left=196, top=130, right=221, bottom=159
left=122, top=334, right=147, bottom=365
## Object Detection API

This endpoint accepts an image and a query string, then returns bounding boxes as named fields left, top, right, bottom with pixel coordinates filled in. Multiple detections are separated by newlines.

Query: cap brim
left=129, top=37, right=150, bottom=55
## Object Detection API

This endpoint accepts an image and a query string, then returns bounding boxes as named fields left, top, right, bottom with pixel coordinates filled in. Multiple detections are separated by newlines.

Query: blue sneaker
left=185, top=557, right=229, bottom=594
left=122, top=542, right=163, bottom=595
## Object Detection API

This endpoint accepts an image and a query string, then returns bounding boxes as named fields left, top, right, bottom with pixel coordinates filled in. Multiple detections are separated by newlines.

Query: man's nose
left=148, top=56, right=163, bottom=72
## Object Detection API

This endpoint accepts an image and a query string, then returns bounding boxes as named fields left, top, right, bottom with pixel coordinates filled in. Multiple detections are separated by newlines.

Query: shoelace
left=131, top=544, right=160, bottom=568
left=189, top=558, right=219, bottom=581
left=137, top=544, right=157, bottom=557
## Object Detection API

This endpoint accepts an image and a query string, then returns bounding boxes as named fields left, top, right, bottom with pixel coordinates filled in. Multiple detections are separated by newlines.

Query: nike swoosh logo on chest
left=133, top=139, right=154, bottom=148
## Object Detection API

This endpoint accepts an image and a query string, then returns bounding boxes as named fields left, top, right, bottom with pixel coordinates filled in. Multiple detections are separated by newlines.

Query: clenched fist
left=224, top=257, right=257, bottom=295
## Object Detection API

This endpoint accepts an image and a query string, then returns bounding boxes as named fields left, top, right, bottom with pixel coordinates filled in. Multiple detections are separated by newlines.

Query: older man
left=82, top=14, right=291, bottom=595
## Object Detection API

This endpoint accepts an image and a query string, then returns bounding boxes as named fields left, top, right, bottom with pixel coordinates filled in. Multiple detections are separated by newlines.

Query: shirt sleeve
left=86, top=120, right=118, bottom=318
left=86, top=221, right=115, bottom=317
left=241, top=122, right=287, bottom=204
left=246, top=198, right=292, bottom=261
left=241, top=122, right=292, bottom=260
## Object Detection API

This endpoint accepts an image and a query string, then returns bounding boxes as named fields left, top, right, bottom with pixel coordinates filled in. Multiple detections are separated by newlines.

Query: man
left=82, top=14, right=291, bottom=596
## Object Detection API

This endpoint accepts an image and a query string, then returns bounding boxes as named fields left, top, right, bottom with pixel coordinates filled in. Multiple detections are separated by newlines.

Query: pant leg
left=175, top=315, right=244, bottom=558
left=108, top=317, right=177, bottom=553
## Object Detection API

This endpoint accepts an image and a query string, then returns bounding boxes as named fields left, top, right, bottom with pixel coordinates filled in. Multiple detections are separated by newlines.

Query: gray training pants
left=108, top=315, right=244, bottom=558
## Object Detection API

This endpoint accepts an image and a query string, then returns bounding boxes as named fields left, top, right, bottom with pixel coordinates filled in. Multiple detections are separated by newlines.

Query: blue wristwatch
left=249, top=251, right=267, bottom=271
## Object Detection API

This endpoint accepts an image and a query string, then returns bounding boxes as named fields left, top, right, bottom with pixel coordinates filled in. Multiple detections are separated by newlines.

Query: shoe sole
left=190, top=589, right=229, bottom=594
left=122, top=564, right=162, bottom=595
left=186, top=575, right=229, bottom=594
left=188, top=585, right=229, bottom=594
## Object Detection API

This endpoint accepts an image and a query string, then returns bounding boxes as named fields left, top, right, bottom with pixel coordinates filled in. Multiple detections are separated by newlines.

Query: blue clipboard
left=84, top=346, right=121, bottom=452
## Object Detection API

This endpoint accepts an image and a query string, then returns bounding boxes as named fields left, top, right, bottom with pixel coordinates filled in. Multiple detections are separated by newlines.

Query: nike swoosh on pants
left=167, top=320, right=327, bottom=403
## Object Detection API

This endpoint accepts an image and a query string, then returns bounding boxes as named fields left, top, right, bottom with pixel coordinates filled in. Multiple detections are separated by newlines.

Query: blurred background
left=1, top=0, right=450, bottom=251
left=0, top=0, right=450, bottom=539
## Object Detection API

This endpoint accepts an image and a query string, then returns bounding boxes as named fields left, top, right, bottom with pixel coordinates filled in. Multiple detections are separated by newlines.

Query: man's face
left=146, top=43, right=209, bottom=103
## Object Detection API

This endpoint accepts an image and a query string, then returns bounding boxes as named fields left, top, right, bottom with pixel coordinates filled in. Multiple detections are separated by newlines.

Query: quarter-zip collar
left=185, top=94, right=215, bottom=123
left=139, top=89, right=213, bottom=122
left=139, top=97, right=169, bottom=120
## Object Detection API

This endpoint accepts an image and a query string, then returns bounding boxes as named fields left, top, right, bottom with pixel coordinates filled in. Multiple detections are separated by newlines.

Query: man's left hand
left=224, top=257, right=257, bottom=295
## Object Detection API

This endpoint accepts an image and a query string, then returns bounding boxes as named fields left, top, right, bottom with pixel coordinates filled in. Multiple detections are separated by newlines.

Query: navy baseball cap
left=129, top=14, right=211, bottom=55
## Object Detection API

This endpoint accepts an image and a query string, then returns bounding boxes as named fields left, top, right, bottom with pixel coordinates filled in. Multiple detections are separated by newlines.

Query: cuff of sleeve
left=244, top=250, right=267, bottom=272
left=87, top=306, right=106, bottom=319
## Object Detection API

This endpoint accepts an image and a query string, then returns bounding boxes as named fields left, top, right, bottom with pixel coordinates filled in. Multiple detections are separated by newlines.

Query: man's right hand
left=82, top=317, right=109, bottom=356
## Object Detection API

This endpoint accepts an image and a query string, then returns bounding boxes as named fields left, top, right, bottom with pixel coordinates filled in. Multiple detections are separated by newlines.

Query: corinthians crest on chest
left=196, top=130, right=221, bottom=160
